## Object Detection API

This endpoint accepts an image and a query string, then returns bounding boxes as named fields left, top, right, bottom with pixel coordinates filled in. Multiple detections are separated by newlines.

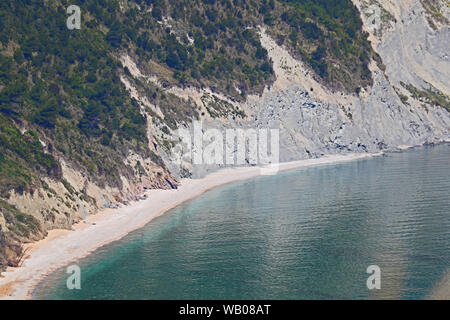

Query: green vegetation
left=0, top=199, right=42, bottom=240
left=420, top=0, right=449, bottom=30
left=201, top=93, right=246, bottom=119
left=393, top=86, right=410, bottom=106
left=0, top=0, right=377, bottom=200
left=0, top=0, right=377, bottom=196
left=0, top=0, right=386, bottom=271
left=124, top=0, right=376, bottom=95
left=125, top=75, right=199, bottom=130
left=0, top=114, right=59, bottom=196
left=124, top=0, right=277, bottom=99
left=401, top=82, right=450, bottom=112
left=274, top=0, right=380, bottom=91
left=0, top=199, right=45, bottom=270
left=0, top=0, right=150, bottom=192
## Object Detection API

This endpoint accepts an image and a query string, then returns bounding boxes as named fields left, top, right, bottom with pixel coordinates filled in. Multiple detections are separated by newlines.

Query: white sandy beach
left=0, top=152, right=386, bottom=299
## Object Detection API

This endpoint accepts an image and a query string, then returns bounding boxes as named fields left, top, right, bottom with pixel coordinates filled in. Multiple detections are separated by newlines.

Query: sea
left=34, top=143, right=450, bottom=299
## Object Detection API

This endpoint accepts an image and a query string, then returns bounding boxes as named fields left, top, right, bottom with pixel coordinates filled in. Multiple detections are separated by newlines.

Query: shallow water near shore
left=34, top=144, right=450, bottom=299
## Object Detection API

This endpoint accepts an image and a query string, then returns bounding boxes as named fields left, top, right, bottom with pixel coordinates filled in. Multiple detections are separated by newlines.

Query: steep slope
left=162, top=0, right=450, bottom=176
left=0, top=0, right=449, bottom=271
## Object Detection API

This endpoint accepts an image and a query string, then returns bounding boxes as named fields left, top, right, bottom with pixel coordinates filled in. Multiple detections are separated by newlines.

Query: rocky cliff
left=0, top=0, right=449, bottom=271
left=163, top=1, right=450, bottom=177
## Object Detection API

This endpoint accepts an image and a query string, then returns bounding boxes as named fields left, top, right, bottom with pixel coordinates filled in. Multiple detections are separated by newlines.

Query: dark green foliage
left=0, top=199, right=42, bottom=239
left=127, top=0, right=278, bottom=99
left=90, top=0, right=373, bottom=97
left=401, top=82, right=450, bottom=112
left=0, top=199, right=45, bottom=271
left=0, top=114, right=59, bottom=195
left=0, top=0, right=376, bottom=197
left=0, top=0, right=150, bottom=190
left=277, top=0, right=375, bottom=91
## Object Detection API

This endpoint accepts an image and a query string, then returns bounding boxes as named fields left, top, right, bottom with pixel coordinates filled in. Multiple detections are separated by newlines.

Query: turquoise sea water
left=35, top=144, right=450, bottom=299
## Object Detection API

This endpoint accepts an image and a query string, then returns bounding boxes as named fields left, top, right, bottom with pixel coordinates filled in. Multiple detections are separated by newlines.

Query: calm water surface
left=35, top=144, right=450, bottom=299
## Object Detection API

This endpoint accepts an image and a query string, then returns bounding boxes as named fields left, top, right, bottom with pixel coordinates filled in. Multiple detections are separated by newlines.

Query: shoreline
left=0, top=152, right=378, bottom=300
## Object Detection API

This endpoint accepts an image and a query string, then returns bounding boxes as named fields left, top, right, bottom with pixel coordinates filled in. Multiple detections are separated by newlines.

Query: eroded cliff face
left=0, top=117, right=178, bottom=271
left=162, top=1, right=450, bottom=178
left=1, top=0, right=449, bottom=271
left=241, top=12, right=450, bottom=163
left=354, top=0, right=449, bottom=95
